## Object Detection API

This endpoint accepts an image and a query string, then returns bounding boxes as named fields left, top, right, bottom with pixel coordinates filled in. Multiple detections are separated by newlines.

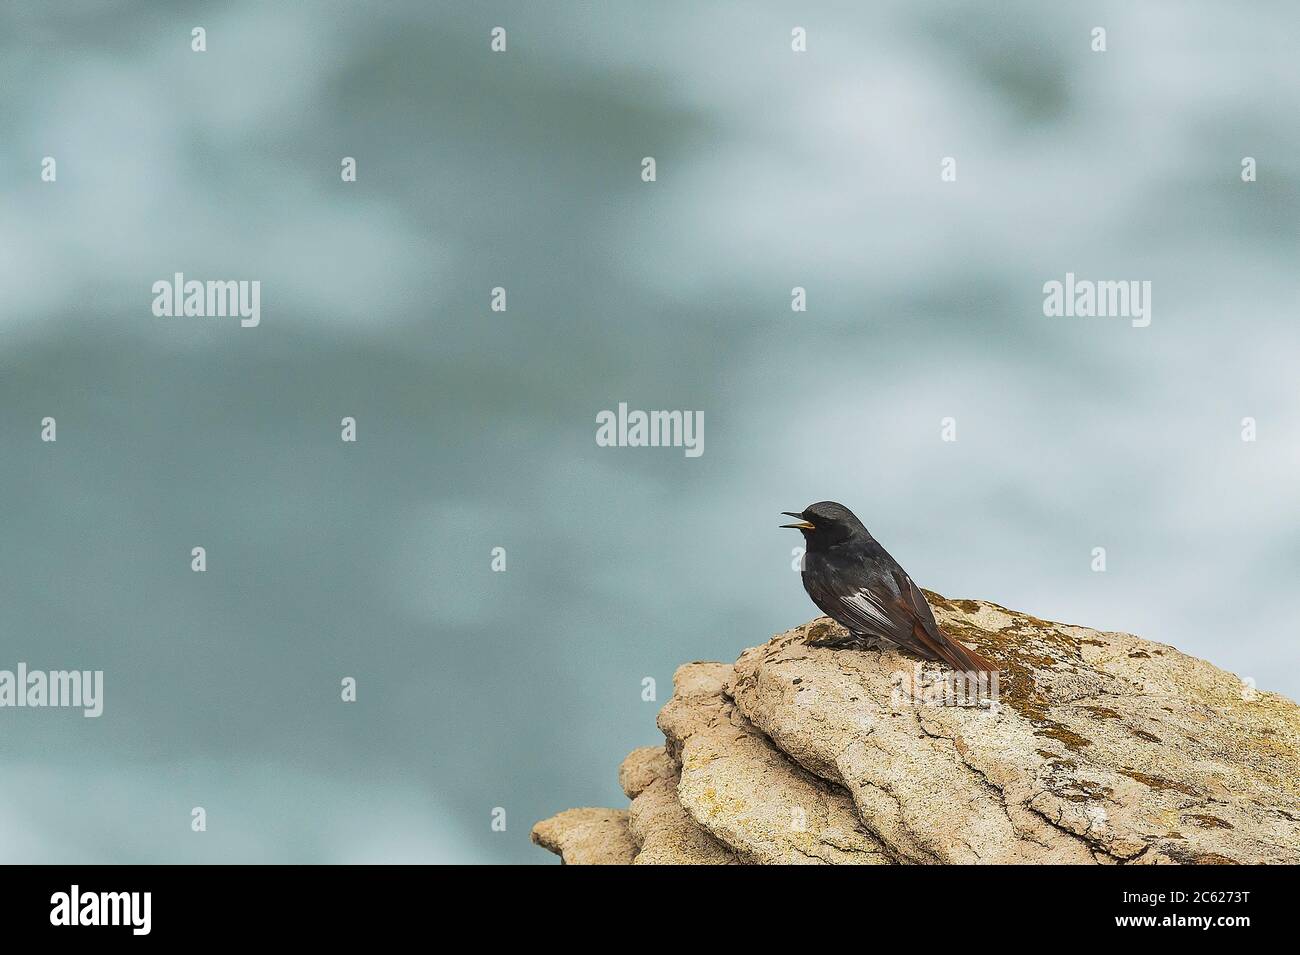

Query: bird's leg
left=805, top=628, right=868, bottom=650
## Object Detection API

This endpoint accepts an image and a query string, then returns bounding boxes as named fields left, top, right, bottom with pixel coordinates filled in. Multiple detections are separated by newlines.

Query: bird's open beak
left=780, top=511, right=815, bottom=530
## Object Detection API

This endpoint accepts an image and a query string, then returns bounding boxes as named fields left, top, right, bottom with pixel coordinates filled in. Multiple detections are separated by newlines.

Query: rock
left=627, top=772, right=743, bottom=864
left=658, top=662, right=890, bottom=864
left=730, top=595, right=1300, bottom=864
left=529, top=808, right=637, bottom=864
left=534, top=746, right=736, bottom=865
left=616, top=738, right=743, bottom=863
left=618, top=745, right=673, bottom=799
left=535, top=594, right=1300, bottom=864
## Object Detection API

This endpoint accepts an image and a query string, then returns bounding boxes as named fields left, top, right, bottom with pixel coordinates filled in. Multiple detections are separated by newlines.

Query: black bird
left=782, top=501, right=996, bottom=673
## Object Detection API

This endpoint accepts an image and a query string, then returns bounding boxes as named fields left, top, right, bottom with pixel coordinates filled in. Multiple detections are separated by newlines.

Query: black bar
left=1, top=864, right=1276, bottom=941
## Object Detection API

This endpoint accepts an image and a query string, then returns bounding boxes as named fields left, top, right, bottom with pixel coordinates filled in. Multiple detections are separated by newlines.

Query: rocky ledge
left=532, top=593, right=1300, bottom=864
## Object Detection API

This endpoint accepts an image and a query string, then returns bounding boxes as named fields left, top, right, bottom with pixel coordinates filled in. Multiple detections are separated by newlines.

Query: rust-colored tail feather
left=911, top=620, right=997, bottom=675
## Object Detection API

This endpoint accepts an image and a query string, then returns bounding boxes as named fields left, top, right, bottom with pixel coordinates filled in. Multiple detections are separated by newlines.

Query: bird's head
left=780, top=501, right=868, bottom=548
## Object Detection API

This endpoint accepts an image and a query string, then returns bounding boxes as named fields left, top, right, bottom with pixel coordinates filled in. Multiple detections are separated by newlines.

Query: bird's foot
left=805, top=629, right=867, bottom=650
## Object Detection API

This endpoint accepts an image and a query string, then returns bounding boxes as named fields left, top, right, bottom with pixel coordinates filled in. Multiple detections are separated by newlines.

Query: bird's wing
left=806, top=570, right=915, bottom=647
left=810, top=557, right=995, bottom=673
left=840, top=586, right=906, bottom=637
left=891, top=568, right=936, bottom=625
left=887, top=569, right=997, bottom=674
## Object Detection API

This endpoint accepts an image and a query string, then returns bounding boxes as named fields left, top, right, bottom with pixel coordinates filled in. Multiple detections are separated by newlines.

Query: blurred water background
left=1, top=1, right=1297, bottom=862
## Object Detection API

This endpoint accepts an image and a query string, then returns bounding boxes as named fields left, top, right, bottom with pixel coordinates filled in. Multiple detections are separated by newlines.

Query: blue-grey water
left=1, top=1, right=1296, bottom=863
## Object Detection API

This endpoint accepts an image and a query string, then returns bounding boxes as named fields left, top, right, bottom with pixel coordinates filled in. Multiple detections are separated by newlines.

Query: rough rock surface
left=618, top=745, right=673, bottom=799
left=626, top=772, right=742, bottom=864
left=659, top=662, right=889, bottom=864
left=529, top=808, right=637, bottom=865
left=533, top=594, right=1300, bottom=864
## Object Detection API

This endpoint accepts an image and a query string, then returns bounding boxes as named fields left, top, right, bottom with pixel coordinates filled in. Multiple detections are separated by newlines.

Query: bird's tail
left=911, top=620, right=998, bottom=675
